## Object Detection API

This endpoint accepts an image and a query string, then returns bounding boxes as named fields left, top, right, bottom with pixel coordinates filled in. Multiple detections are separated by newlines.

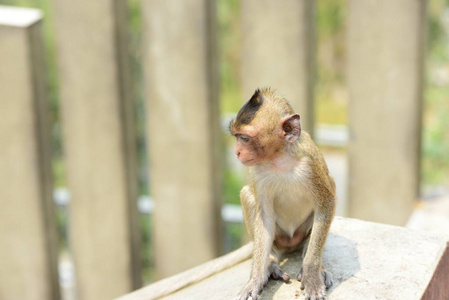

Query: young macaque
left=229, top=88, right=336, bottom=300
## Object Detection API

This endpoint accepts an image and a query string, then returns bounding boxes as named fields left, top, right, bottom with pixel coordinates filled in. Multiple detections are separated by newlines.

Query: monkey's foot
left=269, top=262, right=290, bottom=281
left=297, top=267, right=333, bottom=289
left=234, top=277, right=266, bottom=300
left=297, top=267, right=333, bottom=300
left=235, top=264, right=290, bottom=300
left=302, top=288, right=326, bottom=300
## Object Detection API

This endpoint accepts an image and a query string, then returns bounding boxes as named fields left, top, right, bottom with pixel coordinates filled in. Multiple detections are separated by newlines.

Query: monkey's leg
left=268, top=253, right=290, bottom=282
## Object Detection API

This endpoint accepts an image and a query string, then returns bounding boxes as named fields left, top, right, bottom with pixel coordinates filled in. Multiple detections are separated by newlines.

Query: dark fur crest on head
left=229, top=89, right=265, bottom=134
left=236, top=89, right=264, bottom=125
left=229, top=87, right=297, bottom=136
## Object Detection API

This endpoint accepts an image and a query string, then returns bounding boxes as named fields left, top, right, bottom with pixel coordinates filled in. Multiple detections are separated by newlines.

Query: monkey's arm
left=236, top=192, right=275, bottom=300
left=300, top=195, right=335, bottom=299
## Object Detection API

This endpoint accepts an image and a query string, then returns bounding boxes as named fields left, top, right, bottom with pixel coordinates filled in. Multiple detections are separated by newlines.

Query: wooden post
left=240, top=0, right=315, bottom=132
left=142, top=0, right=222, bottom=278
left=0, top=6, right=60, bottom=300
left=54, top=0, right=141, bottom=299
left=347, top=0, right=426, bottom=225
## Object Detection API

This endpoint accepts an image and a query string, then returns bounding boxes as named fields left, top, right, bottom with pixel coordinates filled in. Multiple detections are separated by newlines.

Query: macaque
left=229, top=88, right=336, bottom=300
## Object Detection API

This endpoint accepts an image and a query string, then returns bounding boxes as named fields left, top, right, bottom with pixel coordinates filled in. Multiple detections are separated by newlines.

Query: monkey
left=229, top=88, right=336, bottom=300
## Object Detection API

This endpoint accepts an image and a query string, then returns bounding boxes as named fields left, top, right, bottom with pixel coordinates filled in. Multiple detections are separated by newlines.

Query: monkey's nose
left=235, top=148, right=240, bottom=158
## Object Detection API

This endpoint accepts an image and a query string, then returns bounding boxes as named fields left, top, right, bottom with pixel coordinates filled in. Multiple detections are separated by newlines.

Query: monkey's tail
left=117, top=242, right=253, bottom=300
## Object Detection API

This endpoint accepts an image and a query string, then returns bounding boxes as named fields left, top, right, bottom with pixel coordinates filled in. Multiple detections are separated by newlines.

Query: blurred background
left=0, top=0, right=448, bottom=300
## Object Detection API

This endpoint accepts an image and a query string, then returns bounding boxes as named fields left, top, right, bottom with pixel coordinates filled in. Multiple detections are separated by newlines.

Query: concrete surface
left=119, top=217, right=449, bottom=300
left=407, top=195, right=449, bottom=239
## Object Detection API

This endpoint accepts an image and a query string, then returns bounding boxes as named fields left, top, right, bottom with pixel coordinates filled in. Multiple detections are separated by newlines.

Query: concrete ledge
left=118, top=217, right=449, bottom=300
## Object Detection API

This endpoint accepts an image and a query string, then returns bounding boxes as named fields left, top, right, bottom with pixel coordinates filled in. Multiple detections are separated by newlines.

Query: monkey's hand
left=235, top=276, right=267, bottom=300
left=297, top=266, right=333, bottom=300
left=236, top=263, right=290, bottom=300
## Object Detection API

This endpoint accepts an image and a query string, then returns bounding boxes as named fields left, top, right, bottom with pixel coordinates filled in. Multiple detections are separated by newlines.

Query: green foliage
left=428, top=14, right=446, bottom=60
left=141, top=213, right=154, bottom=283
left=428, top=0, right=449, bottom=62
left=422, top=86, right=449, bottom=186
left=317, top=0, right=346, bottom=38
left=422, top=0, right=449, bottom=186
left=127, top=0, right=149, bottom=196
left=222, top=132, right=245, bottom=206
left=224, top=222, right=246, bottom=253
left=55, top=206, right=68, bottom=250
left=315, top=93, right=347, bottom=125
left=217, top=0, right=242, bottom=113
left=52, top=158, right=65, bottom=187
left=315, top=0, right=347, bottom=125
left=223, top=169, right=244, bottom=205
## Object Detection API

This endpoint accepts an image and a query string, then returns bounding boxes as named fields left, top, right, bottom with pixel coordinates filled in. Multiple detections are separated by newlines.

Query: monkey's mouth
left=241, top=159, right=255, bottom=165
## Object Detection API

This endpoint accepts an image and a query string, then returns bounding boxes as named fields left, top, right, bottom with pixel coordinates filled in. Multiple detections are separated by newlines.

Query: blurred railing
left=0, top=1, right=425, bottom=299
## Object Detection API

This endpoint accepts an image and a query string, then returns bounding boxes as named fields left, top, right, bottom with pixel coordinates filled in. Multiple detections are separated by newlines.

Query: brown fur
left=233, top=89, right=336, bottom=300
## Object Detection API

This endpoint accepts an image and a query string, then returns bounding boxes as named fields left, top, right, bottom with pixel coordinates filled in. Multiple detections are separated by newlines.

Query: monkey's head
left=229, top=88, right=301, bottom=166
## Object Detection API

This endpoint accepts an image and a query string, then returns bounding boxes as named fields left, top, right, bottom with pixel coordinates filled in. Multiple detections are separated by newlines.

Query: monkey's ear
left=280, top=114, right=301, bottom=143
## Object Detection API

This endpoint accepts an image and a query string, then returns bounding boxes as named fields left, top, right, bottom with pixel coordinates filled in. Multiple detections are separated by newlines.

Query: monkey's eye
left=240, top=136, right=251, bottom=144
